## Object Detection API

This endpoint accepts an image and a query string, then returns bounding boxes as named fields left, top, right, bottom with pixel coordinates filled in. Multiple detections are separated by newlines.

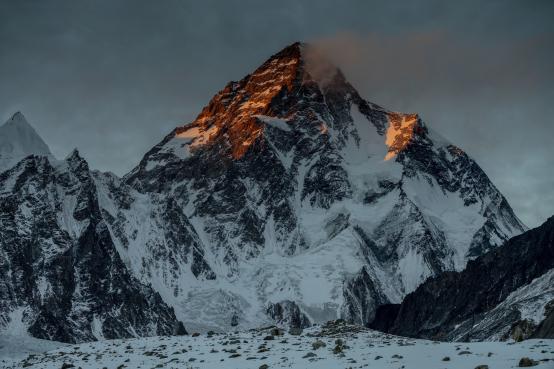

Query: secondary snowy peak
left=0, top=112, right=53, bottom=172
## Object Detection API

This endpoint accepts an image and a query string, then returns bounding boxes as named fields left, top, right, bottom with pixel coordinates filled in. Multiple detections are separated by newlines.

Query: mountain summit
left=101, top=42, right=526, bottom=331
left=0, top=112, right=53, bottom=172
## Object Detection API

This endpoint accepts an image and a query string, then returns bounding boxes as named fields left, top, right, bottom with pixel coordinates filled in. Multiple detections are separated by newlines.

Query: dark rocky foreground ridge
left=371, top=215, right=554, bottom=341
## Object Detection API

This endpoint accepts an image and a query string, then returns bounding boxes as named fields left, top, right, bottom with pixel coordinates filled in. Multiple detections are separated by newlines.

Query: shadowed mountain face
left=371, top=216, right=554, bottom=341
left=0, top=42, right=527, bottom=337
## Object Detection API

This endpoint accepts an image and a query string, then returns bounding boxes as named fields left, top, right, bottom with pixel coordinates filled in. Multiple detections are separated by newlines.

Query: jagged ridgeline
left=1, top=42, right=525, bottom=341
left=0, top=146, right=186, bottom=343
left=372, top=216, right=554, bottom=341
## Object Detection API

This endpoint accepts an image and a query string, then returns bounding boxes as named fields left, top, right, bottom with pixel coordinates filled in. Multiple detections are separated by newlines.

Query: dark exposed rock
left=311, top=339, right=326, bottom=350
left=506, top=320, right=537, bottom=342
left=266, top=300, right=311, bottom=329
left=518, top=357, right=538, bottom=367
left=289, top=327, right=303, bottom=336
left=368, top=304, right=400, bottom=332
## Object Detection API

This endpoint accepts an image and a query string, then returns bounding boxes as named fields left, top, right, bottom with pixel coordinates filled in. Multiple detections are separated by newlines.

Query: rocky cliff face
left=95, top=42, right=525, bottom=331
left=371, top=216, right=554, bottom=341
left=0, top=149, right=186, bottom=343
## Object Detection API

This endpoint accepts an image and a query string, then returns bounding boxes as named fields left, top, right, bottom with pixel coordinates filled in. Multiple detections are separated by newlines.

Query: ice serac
left=0, top=150, right=186, bottom=343
left=100, top=42, right=525, bottom=331
left=0, top=112, right=53, bottom=172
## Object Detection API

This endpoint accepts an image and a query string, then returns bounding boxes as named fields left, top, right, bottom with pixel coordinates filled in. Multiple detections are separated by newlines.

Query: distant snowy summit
left=0, top=112, right=53, bottom=172
left=0, top=42, right=530, bottom=343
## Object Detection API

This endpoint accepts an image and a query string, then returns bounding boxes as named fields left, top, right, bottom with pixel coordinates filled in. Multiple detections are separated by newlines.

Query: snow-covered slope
left=95, top=42, right=526, bottom=332
left=4, top=321, right=553, bottom=369
left=0, top=308, right=68, bottom=362
left=0, top=112, right=53, bottom=173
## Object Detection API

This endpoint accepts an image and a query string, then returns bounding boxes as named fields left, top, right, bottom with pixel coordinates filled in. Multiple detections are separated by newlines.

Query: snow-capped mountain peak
left=0, top=111, right=53, bottom=172
left=110, top=42, right=527, bottom=332
left=0, top=41, right=535, bottom=344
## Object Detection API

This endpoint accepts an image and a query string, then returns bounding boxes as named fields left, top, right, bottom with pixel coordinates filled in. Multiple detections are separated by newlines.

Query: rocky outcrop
left=340, top=267, right=387, bottom=326
left=266, top=300, right=311, bottom=328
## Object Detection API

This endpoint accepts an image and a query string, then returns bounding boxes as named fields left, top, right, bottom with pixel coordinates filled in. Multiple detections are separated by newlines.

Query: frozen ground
left=1, top=321, right=552, bottom=369
left=0, top=307, right=68, bottom=365
left=0, top=334, right=66, bottom=363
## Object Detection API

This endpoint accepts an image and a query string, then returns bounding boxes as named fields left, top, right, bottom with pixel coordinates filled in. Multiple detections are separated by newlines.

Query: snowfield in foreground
left=1, top=321, right=553, bottom=369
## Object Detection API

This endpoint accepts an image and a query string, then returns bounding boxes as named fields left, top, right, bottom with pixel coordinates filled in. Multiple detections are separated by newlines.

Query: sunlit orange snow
left=384, top=113, right=419, bottom=160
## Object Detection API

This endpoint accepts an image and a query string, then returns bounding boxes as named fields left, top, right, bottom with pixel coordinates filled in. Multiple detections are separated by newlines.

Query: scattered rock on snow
left=312, top=340, right=326, bottom=350
left=518, top=357, right=539, bottom=367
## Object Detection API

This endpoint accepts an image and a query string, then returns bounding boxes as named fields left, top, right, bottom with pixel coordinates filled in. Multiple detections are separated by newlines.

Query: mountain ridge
left=0, top=150, right=186, bottom=343
left=370, top=215, right=554, bottom=341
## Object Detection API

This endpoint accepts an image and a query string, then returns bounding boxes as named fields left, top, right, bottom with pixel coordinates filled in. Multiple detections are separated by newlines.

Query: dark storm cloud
left=0, top=0, right=553, bottom=227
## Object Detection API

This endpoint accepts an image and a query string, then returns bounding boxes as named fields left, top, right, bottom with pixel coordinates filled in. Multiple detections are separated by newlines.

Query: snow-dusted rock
left=0, top=150, right=185, bottom=343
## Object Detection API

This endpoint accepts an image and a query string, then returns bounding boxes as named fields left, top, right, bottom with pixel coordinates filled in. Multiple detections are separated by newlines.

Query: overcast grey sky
left=1, top=0, right=553, bottom=227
